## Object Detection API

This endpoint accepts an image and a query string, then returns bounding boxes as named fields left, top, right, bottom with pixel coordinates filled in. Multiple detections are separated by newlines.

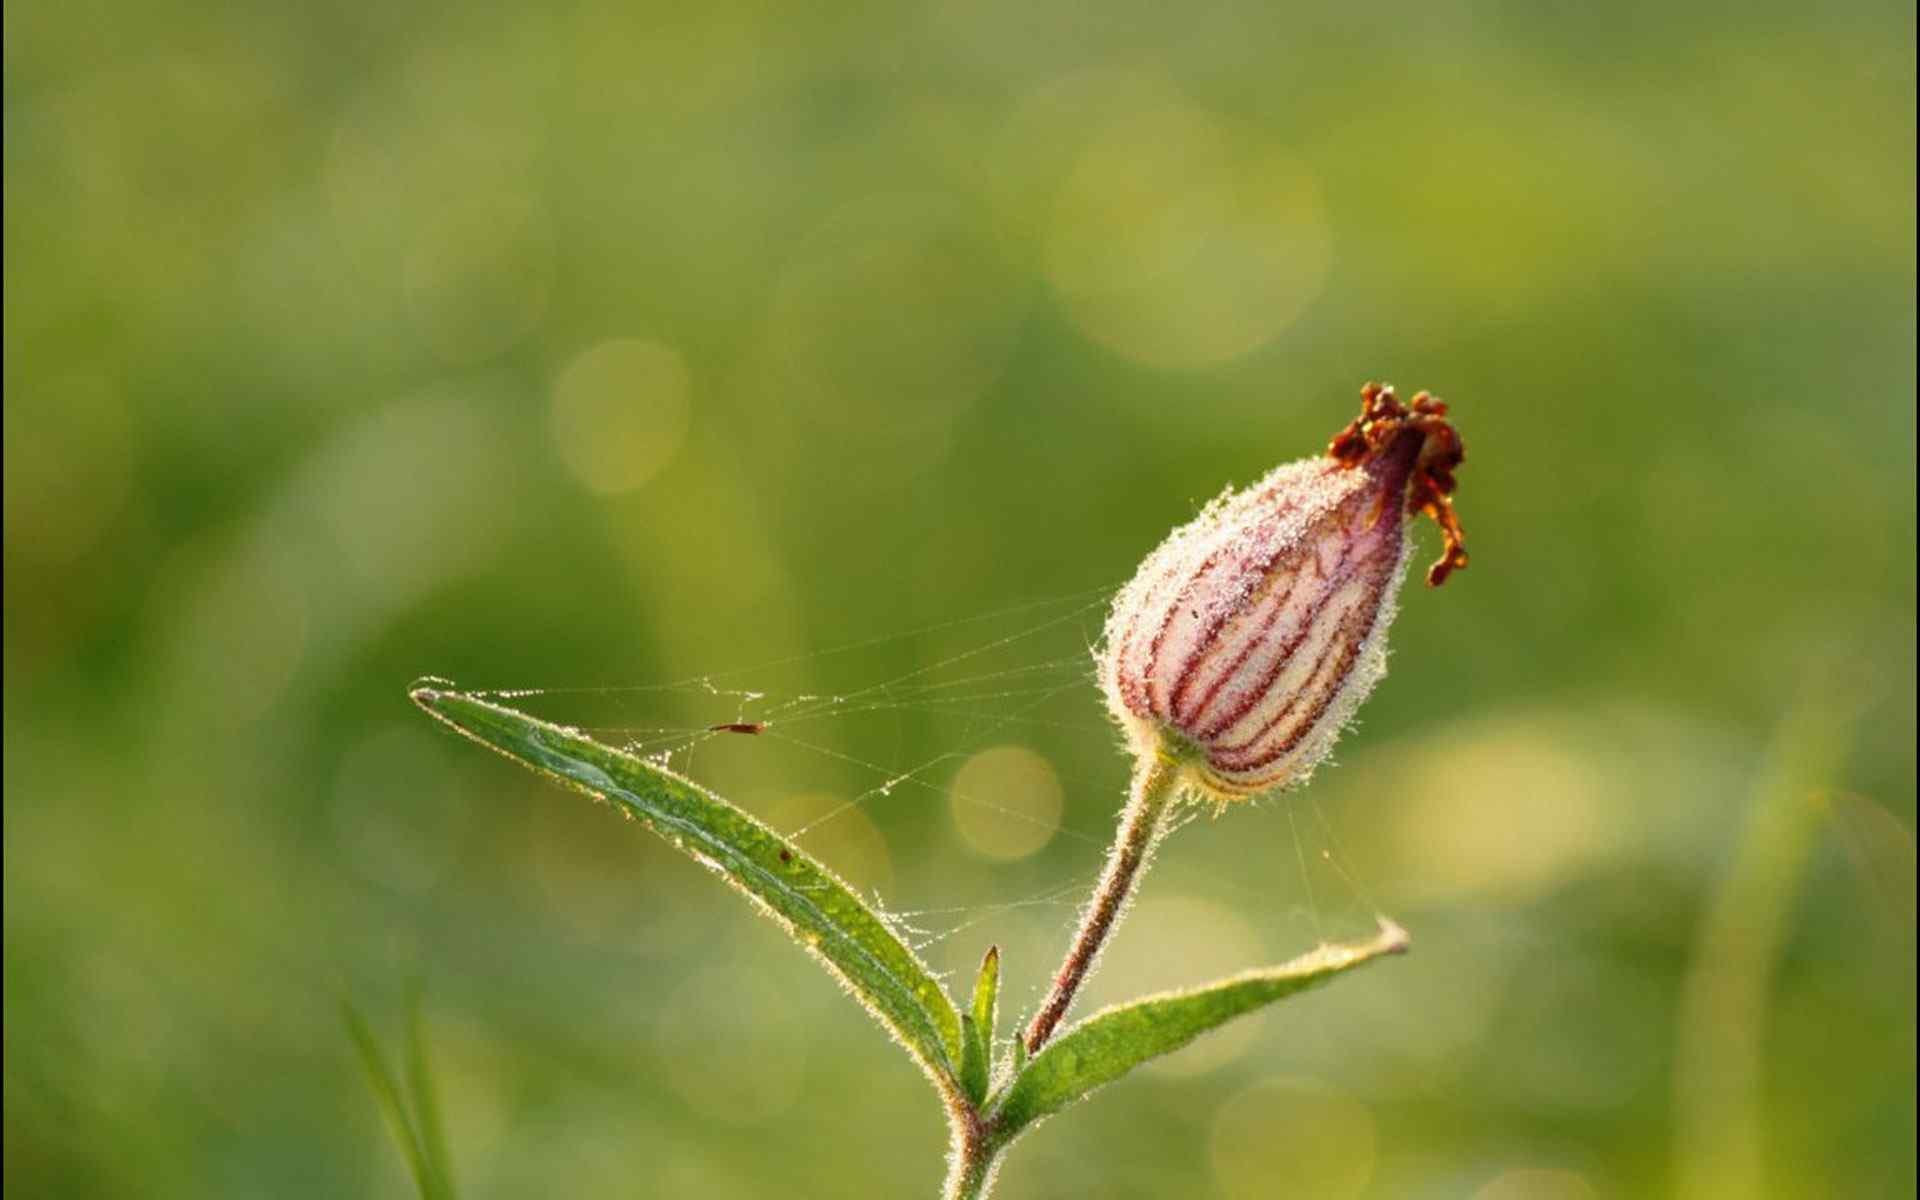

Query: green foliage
left=343, top=998, right=456, bottom=1200
left=991, top=920, right=1408, bottom=1136
left=409, top=685, right=965, bottom=1087
left=959, top=946, right=1000, bottom=1104
left=412, top=686, right=1414, bottom=1197
left=6, top=0, right=1914, bottom=1192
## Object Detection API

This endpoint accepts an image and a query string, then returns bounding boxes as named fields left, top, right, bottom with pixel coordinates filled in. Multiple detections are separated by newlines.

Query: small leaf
left=411, top=686, right=964, bottom=1086
left=993, top=919, right=1408, bottom=1135
left=959, top=946, right=1001, bottom=1103
left=971, top=945, right=1000, bottom=1055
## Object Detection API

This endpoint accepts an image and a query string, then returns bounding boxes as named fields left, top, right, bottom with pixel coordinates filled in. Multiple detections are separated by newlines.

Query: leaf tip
left=970, top=945, right=1002, bottom=1046
left=409, top=676, right=455, bottom=711
left=1374, top=915, right=1410, bottom=955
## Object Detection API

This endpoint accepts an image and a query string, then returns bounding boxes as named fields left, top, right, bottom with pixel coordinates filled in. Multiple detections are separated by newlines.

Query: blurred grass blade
left=411, top=686, right=963, bottom=1084
left=992, top=919, right=1408, bottom=1135
left=1674, top=688, right=1861, bottom=1200
left=404, top=996, right=456, bottom=1199
left=344, top=1000, right=449, bottom=1200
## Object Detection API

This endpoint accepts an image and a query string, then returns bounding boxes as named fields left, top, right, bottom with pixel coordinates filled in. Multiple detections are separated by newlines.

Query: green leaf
left=960, top=1016, right=988, bottom=1105
left=958, top=946, right=1000, bottom=1104
left=992, top=919, right=1408, bottom=1135
left=971, top=945, right=1001, bottom=1040
left=403, top=995, right=456, bottom=1200
left=344, top=999, right=450, bottom=1200
left=411, top=686, right=964, bottom=1086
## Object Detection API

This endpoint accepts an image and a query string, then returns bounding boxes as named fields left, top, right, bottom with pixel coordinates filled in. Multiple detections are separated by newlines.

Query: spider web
left=455, top=581, right=1377, bottom=1003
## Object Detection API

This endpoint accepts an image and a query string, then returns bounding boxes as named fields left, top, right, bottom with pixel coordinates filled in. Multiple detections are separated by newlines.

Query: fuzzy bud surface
left=1099, top=384, right=1468, bottom=798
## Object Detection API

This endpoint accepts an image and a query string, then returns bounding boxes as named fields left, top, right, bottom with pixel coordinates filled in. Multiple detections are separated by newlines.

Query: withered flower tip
left=1328, top=382, right=1468, bottom=587
left=1099, top=383, right=1469, bottom=799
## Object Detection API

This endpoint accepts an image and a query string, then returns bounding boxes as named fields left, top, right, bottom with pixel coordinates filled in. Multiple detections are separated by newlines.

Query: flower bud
left=1099, top=383, right=1468, bottom=799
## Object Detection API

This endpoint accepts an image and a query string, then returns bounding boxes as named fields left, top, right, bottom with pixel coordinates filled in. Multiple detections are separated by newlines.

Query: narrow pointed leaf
left=403, top=996, right=456, bottom=1200
left=343, top=1001, right=440, bottom=1200
left=411, top=686, right=963, bottom=1083
left=993, top=919, right=1408, bottom=1134
left=971, top=945, right=1001, bottom=1041
left=959, top=946, right=999, bottom=1102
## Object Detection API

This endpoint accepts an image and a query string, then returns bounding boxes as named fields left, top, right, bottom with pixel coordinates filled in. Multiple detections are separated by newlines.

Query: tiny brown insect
left=708, top=722, right=766, bottom=735
left=778, top=849, right=793, bottom=863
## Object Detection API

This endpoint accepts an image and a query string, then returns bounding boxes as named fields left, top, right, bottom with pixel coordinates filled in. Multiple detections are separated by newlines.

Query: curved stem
left=1023, top=753, right=1181, bottom=1055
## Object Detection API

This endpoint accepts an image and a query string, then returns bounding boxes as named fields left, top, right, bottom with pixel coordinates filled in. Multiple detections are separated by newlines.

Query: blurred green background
left=5, top=0, right=1915, bottom=1196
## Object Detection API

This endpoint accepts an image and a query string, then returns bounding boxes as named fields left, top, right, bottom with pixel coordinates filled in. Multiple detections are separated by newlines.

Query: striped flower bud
left=1099, top=384, right=1468, bottom=799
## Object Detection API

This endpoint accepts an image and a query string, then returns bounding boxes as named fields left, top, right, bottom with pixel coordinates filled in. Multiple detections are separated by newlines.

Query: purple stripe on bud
left=1099, top=384, right=1468, bottom=799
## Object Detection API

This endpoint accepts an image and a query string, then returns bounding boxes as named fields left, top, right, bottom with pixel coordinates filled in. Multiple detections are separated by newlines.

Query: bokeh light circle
left=549, top=339, right=693, bottom=494
left=949, top=745, right=1064, bottom=861
left=1039, top=79, right=1330, bottom=367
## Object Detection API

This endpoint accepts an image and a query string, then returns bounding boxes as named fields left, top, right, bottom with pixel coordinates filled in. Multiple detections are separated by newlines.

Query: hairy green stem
left=942, top=1115, right=1004, bottom=1200
left=1023, top=752, right=1181, bottom=1055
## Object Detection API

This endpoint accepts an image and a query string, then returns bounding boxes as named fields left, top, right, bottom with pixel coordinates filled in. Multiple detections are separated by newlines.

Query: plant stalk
left=941, top=1115, right=1003, bottom=1200
left=1022, top=751, right=1181, bottom=1055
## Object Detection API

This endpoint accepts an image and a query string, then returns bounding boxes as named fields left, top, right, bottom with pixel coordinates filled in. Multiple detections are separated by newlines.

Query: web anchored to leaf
left=408, top=580, right=1409, bottom=1200
left=439, top=585, right=1373, bottom=963
left=399, top=387, right=1473, bottom=1200
left=443, top=588, right=1145, bottom=947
